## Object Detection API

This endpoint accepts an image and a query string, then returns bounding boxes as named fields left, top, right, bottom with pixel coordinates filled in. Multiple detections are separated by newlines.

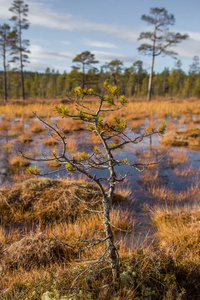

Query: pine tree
left=73, top=51, right=99, bottom=89
left=9, top=0, right=30, bottom=100
left=0, top=23, right=17, bottom=101
left=104, top=60, right=123, bottom=85
left=138, top=7, right=188, bottom=100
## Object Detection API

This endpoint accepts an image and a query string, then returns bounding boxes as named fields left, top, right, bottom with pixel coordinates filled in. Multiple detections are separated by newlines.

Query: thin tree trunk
left=112, top=73, right=117, bottom=85
left=4, top=69, right=8, bottom=102
left=20, top=61, right=25, bottom=100
left=98, top=130, right=121, bottom=292
left=102, top=196, right=120, bottom=292
left=3, top=48, right=7, bottom=102
left=19, top=13, right=25, bottom=101
left=148, top=55, right=154, bottom=101
left=82, top=63, right=85, bottom=89
left=19, top=35, right=25, bottom=100
left=148, top=25, right=156, bottom=101
left=104, top=156, right=120, bottom=292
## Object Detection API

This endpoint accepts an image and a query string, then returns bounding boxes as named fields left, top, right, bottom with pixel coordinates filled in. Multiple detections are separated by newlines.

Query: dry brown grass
left=152, top=205, right=200, bottom=265
left=1, top=230, right=77, bottom=271
left=129, top=119, right=145, bottom=131
left=87, top=132, right=102, bottom=145
left=0, top=267, right=62, bottom=299
left=138, top=170, right=160, bottom=186
left=0, top=176, right=135, bottom=299
left=9, top=122, right=24, bottom=135
left=0, top=177, right=131, bottom=227
left=161, top=128, right=200, bottom=148
left=178, top=116, right=193, bottom=125
left=161, top=131, right=189, bottom=147
left=166, top=149, right=188, bottom=166
left=113, top=185, right=132, bottom=203
left=11, top=170, right=32, bottom=183
left=0, top=178, right=83, bottom=226
left=1, top=97, right=200, bottom=298
left=147, top=181, right=200, bottom=204
left=45, top=159, right=61, bottom=168
left=0, top=102, right=56, bottom=118
left=110, top=208, right=134, bottom=232
left=57, top=118, right=85, bottom=132
left=3, top=142, right=12, bottom=153
left=123, top=98, right=193, bottom=119
left=43, top=136, right=59, bottom=146
left=0, top=96, right=199, bottom=121
left=30, top=121, right=45, bottom=133
left=172, top=164, right=195, bottom=177
left=0, top=120, right=10, bottom=132
left=8, top=155, right=30, bottom=168
left=17, top=132, right=33, bottom=143
left=65, top=136, right=78, bottom=153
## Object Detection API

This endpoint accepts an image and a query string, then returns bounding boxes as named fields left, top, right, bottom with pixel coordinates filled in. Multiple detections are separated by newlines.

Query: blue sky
left=0, top=0, right=200, bottom=74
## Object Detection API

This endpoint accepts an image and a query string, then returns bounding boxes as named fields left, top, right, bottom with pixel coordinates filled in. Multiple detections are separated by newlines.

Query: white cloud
left=26, top=58, right=53, bottom=72
left=61, top=41, right=70, bottom=46
left=83, top=39, right=117, bottom=49
left=28, top=45, right=138, bottom=71
left=0, top=0, right=13, bottom=19
left=30, top=44, right=75, bottom=61
left=27, top=58, right=71, bottom=73
left=171, top=32, right=200, bottom=59
left=187, top=31, right=200, bottom=40
left=0, top=0, right=140, bottom=44
left=93, top=50, right=135, bottom=64
left=28, top=1, right=140, bottom=44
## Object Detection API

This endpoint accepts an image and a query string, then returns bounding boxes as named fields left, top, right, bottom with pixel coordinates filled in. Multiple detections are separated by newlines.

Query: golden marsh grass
left=1, top=97, right=200, bottom=298
left=152, top=205, right=200, bottom=265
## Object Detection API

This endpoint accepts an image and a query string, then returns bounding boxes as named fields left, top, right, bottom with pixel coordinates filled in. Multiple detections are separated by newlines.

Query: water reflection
left=1, top=115, right=200, bottom=243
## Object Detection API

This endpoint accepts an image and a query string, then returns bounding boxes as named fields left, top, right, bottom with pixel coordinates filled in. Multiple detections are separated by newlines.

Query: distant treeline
left=0, top=64, right=200, bottom=100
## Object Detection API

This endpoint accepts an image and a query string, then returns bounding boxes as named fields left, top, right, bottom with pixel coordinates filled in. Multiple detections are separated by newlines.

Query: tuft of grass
left=21, top=177, right=55, bottom=190
left=138, top=170, right=160, bottom=186
left=110, top=208, right=134, bottom=232
left=0, top=120, right=10, bottom=132
left=161, top=128, right=200, bottom=148
left=147, top=181, right=200, bottom=205
left=113, top=185, right=132, bottom=204
left=30, top=121, right=44, bottom=134
left=3, top=142, right=12, bottom=153
left=9, top=155, right=30, bottom=168
left=43, top=137, right=59, bottom=146
left=2, top=231, right=77, bottom=271
left=129, top=119, right=145, bottom=131
left=17, top=133, right=33, bottom=143
left=167, top=149, right=188, bottom=166
left=172, top=164, right=195, bottom=177
left=56, top=118, right=85, bottom=133
left=152, top=205, right=200, bottom=266
left=0, top=178, right=85, bottom=226
left=45, top=160, right=61, bottom=168
left=10, top=122, right=24, bottom=135
left=65, top=136, right=77, bottom=153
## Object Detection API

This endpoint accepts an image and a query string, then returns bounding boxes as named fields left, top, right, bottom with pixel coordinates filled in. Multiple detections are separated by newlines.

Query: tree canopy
left=73, top=51, right=99, bottom=88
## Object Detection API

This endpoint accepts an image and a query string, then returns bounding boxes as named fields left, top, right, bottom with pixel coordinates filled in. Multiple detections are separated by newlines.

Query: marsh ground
left=1, top=96, right=200, bottom=299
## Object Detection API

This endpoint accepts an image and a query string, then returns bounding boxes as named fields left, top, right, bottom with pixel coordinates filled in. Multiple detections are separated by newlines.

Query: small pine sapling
left=22, top=82, right=165, bottom=296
